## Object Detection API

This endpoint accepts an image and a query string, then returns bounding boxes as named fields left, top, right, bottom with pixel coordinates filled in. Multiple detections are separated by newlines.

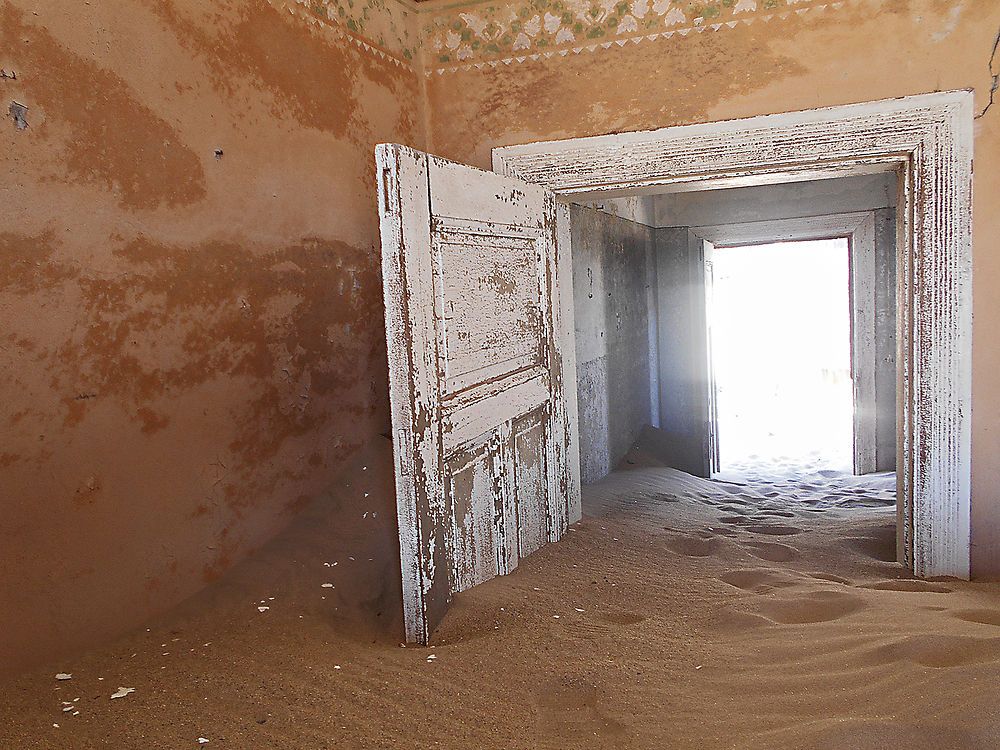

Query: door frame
left=493, top=91, right=974, bottom=579
left=692, top=212, right=880, bottom=477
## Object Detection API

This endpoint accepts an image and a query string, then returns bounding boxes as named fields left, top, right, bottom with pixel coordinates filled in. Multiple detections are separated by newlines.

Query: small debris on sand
left=109, top=687, right=134, bottom=700
left=54, top=674, right=71, bottom=681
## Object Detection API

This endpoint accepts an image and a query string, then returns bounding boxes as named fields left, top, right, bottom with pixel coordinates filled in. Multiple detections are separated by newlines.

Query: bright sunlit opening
left=710, top=239, right=853, bottom=478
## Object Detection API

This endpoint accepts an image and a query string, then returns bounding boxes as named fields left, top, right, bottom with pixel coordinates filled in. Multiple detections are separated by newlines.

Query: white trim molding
left=494, top=91, right=974, bottom=579
left=691, top=212, right=880, bottom=479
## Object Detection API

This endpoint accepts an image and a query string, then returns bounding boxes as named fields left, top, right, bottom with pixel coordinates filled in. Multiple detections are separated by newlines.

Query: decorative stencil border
left=421, top=0, right=846, bottom=72
left=269, top=0, right=422, bottom=68
left=272, top=0, right=856, bottom=72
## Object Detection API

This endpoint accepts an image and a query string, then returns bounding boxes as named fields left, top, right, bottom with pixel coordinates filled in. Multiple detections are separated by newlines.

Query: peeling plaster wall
left=0, top=0, right=423, bottom=671
left=571, top=205, right=655, bottom=484
left=424, top=0, right=1000, bottom=578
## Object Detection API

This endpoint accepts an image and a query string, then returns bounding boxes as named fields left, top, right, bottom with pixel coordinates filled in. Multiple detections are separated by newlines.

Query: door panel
left=653, top=228, right=714, bottom=478
left=447, top=437, right=500, bottom=591
left=377, top=144, right=580, bottom=644
left=514, top=410, right=549, bottom=559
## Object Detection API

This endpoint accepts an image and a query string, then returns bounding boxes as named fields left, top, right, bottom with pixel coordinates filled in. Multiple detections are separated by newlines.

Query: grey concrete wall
left=578, top=195, right=656, bottom=227
left=653, top=227, right=713, bottom=477
left=653, top=173, right=896, bottom=228
left=570, top=205, right=655, bottom=484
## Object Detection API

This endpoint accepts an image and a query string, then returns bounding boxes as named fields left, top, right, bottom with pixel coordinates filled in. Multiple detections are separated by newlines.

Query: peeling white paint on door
left=377, top=144, right=580, bottom=644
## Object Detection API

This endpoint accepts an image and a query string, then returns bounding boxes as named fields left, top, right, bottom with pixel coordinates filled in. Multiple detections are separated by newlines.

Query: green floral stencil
left=274, top=0, right=838, bottom=70
left=277, top=0, right=423, bottom=63
left=423, top=0, right=829, bottom=67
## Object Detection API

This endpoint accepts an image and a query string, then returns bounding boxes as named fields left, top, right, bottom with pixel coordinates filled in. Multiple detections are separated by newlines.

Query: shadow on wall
left=571, top=205, right=655, bottom=484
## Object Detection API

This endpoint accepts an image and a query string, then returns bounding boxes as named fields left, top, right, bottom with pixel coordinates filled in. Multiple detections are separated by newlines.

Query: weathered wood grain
left=378, top=145, right=580, bottom=643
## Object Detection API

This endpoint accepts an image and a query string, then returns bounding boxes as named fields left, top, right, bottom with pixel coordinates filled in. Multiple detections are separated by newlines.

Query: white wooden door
left=376, top=144, right=581, bottom=644
left=702, top=241, right=721, bottom=474
left=653, top=229, right=715, bottom=478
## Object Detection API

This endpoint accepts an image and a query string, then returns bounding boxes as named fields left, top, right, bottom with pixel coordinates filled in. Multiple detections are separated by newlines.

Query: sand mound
left=3, top=434, right=1000, bottom=749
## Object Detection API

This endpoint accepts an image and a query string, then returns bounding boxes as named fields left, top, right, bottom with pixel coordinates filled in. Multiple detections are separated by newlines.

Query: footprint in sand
left=718, top=515, right=749, bottom=525
left=807, top=572, right=854, bottom=585
left=952, top=609, right=1000, bottom=627
left=846, top=523, right=896, bottom=562
left=757, top=590, right=866, bottom=624
left=599, top=610, right=647, bottom=626
left=706, top=606, right=773, bottom=633
left=747, top=541, right=800, bottom=563
left=862, top=579, right=953, bottom=593
left=665, top=534, right=723, bottom=557
left=838, top=497, right=894, bottom=508
left=718, top=568, right=800, bottom=592
left=745, top=523, right=804, bottom=536
left=535, top=677, right=628, bottom=747
left=864, top=634, right=1000, bottom=668
left=708, top=526, right=740, bottom=538
left=652, top=493, right=680, bottom=504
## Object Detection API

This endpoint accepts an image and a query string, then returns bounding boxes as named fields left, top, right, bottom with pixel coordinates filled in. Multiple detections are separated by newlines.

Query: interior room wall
left=654, top=173, right=896, bottom=228
left=0, top=0, right=423, bottom=672
left=874, top=207, right=897, bottom=473
left=424, top=0, right=1000, bottom=575
left=656, top=175, right=898, bottom=474
left=5, top=0, right=1000, bottom=676
left=570, top=205, right=656, bottom=484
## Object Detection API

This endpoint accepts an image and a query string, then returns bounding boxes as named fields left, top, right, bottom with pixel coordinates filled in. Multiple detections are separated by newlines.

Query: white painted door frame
left=493, top=91, right=974, bottom=579
left=691, top=212, right=879, bottom=477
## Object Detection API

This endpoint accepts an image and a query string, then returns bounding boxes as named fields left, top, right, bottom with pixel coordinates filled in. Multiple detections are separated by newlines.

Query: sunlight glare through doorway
left=710, top=239, right=853, bottom=478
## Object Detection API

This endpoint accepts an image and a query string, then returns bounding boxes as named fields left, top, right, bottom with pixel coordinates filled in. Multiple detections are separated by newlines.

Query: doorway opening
left=710, top=239, right=853, bottom=480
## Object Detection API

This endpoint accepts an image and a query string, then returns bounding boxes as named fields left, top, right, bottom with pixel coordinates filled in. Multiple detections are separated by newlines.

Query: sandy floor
left=3, top=437, right=1000, bottom=749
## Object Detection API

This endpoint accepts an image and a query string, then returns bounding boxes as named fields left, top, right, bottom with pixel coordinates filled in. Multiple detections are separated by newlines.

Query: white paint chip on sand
left=55, top=674, right=71, bottom=681
left=257, top=606, right=269, bottom=612
left=198, top=739, right=210, bottom=744
left=110, top=687, right=135, bottom=699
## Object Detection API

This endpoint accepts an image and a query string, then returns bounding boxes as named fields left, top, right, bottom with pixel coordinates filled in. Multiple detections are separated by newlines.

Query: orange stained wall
left=3, top=0, right=1000, bottom=674
left=0, top=0, right=422, bottom=672
left=422, top=0, right=1000, bottom=578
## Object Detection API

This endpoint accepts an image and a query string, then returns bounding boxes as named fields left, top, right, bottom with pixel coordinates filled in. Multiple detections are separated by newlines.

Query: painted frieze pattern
left=270, top=0, right=422, bottom=67
left=422, top=0, right=844, bottom=72
left=272, top=0, right=851, bottom=71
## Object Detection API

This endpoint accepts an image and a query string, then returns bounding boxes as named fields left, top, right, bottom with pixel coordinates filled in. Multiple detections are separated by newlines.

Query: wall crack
left=975, top=24, right=1000, bottom=119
